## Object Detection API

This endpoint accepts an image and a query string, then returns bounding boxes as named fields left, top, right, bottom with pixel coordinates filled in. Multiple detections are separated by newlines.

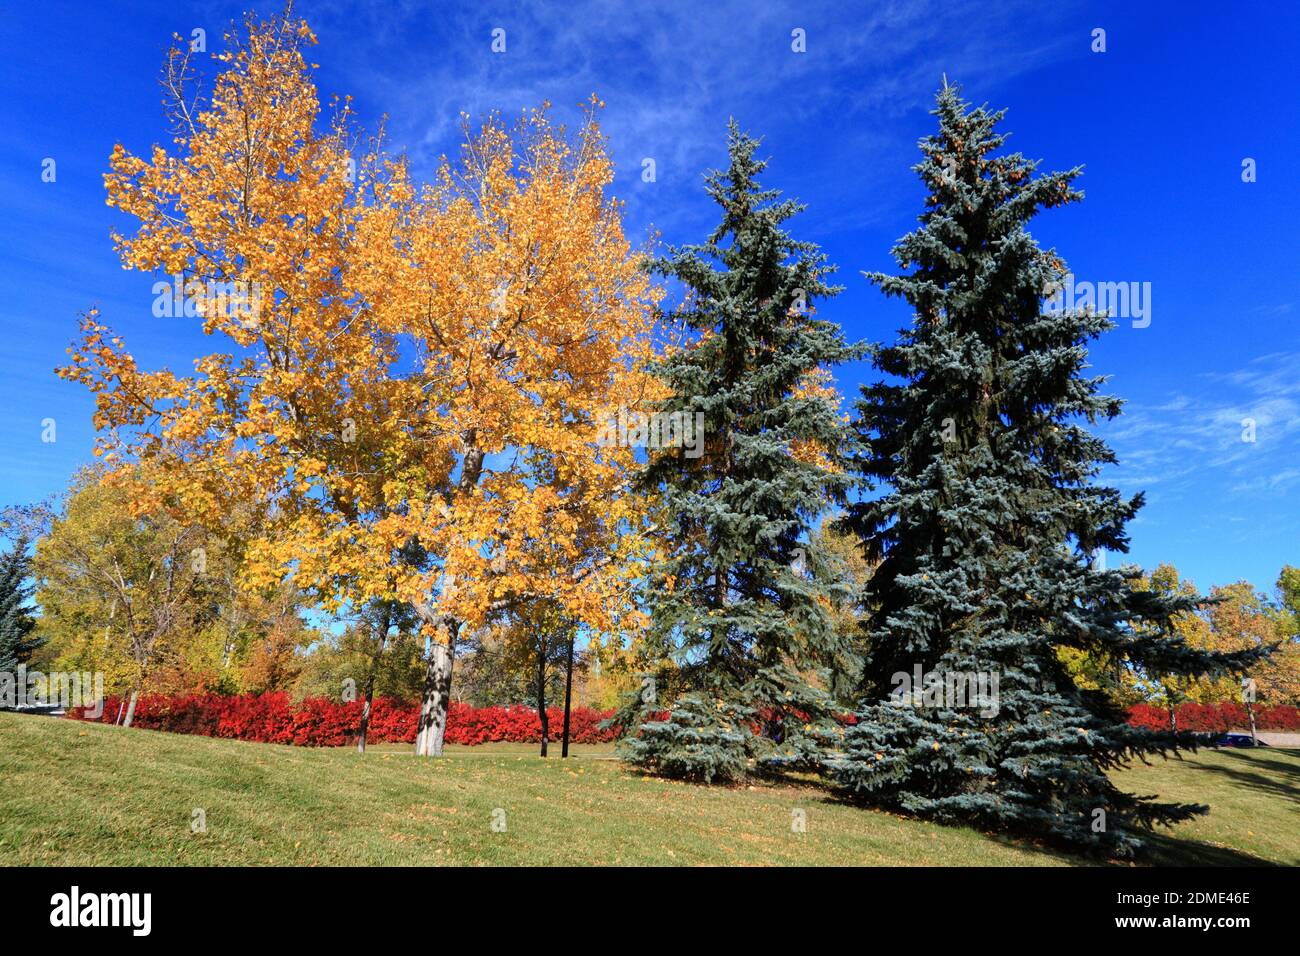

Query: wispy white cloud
left=304, top=0, right=1080, bottom=240
left=1102, top=350, right=1300, bottom=501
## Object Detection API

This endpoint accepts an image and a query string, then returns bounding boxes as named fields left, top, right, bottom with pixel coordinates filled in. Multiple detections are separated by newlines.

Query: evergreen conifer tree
left=620, top=123, right=863, bottom=782
left=0, top=536, right=42, bottom=675
left=828, top=86, right=1262, bottom=856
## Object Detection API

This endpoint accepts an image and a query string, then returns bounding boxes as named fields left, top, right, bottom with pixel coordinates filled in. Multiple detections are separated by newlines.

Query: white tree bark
left=410, top=437, right=483, bottom=757
left=414, top=639, right=455, bottom=756
left=122, top=689, right=139, bottom=728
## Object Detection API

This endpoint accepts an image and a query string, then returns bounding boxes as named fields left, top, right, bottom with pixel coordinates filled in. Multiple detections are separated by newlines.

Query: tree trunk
left=357, top=693, right=372, bottom=753
left=1246, top=698, right=1258, bottom=745
left=414, top=639, right=455, bottom=756
left=123, top=689, right=139, bottom=728
left=537, top=636, right=549, bottom=758
left=358, top=605, right=392, bottom=754
left=561, top=632, right=575, bottom=758
left=411, top=439, right=485, bottom=758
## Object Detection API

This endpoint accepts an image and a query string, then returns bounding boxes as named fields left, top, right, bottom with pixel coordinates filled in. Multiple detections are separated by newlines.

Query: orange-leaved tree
left=60, top=10, right=661, bottom=755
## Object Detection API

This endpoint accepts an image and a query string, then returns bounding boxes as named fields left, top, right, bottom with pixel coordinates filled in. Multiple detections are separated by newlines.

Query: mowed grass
left=1, top=711, right=1295, bottom=866
left=1110, top=745, right=1300, bottom=866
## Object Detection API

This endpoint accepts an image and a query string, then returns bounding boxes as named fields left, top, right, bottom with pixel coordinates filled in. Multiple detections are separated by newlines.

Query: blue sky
left=1, top=0, right=1297, bottom=596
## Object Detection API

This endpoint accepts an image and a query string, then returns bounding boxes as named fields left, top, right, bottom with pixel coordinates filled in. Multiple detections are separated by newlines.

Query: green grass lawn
left=1, top=711, right=1295, bottom=866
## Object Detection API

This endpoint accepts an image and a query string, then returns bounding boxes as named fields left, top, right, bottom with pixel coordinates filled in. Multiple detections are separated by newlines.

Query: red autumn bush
left=67, top=692, right=620, bottom=746
left=66, top=694, right=1300, bottom=746
left=1126, top=701, right=1300, bottom=732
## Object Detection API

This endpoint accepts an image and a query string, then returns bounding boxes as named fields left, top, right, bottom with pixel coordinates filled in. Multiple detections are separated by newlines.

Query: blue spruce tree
left=619, top=123, right=863, bottom=783
left=827, top=86, right=1262, bottom=856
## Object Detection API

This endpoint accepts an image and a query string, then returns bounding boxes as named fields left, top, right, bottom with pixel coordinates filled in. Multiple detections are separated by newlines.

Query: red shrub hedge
left=66, top=695, right=1300, bottom=747
left=68, top=692, right=620, bottom=747
left=1126, top=701, right=1300, bottom=733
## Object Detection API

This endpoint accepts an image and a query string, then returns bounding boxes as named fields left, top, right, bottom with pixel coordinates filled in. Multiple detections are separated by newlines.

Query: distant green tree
left=354, top=594, right=419, bottom=752
left=0, top=536, right=42, bottom=675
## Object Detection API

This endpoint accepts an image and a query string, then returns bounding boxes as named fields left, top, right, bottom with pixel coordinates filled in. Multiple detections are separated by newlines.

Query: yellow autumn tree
left=1097, top=565, right=1298, bottom=724
left=60, top=10, right=661, bottom=755
left=1059, top=563, right=1208, bottom=710
left=1202, top=581, right=1298, bottom=709
left=33, top=467, right=212, bottom=724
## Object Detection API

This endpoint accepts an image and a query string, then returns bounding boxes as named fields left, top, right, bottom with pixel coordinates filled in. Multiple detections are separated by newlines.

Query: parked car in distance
left=1212, top=733, right=1266, bottom=748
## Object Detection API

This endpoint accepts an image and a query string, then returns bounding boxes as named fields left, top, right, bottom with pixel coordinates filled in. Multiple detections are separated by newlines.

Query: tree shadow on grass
left=1180, top=747, right=1300, bottom=809
left=984, top=829, right=1281, bottom=866
left=902, top=808, right=1277, bottom=867
left=813, top=779, right=1278, bottom=867
left=1085, top=747, right=1299, bottom=865
left=618, top=759, right=1285, bottom=867
left=1137, top=830, right=1278, bottom=867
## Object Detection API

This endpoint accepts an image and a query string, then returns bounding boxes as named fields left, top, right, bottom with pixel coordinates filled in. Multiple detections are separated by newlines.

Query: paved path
left=1248, top=731, right=1300, bottom=747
